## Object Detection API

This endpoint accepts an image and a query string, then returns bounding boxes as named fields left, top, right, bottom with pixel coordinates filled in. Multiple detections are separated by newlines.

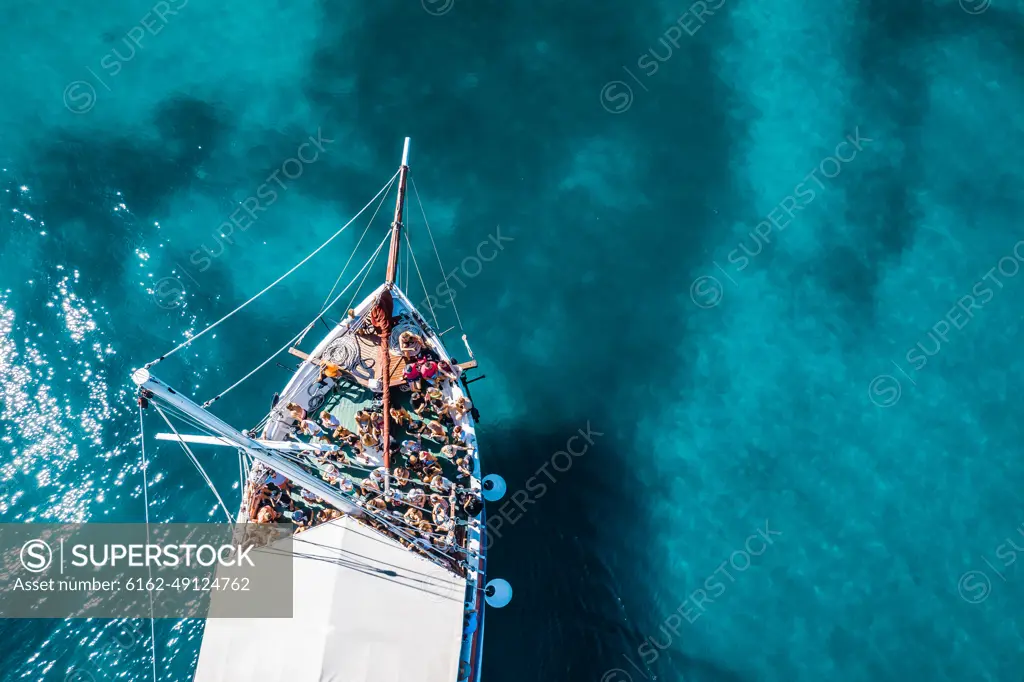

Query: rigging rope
left=146, top=170, right=401, bottom=368
left=403, top=228, right=440, bottom=329
left=410, top=175, right=465, bottom=332
left=201, top=231, right=391, bottom=407
left=152, top=403, right=234, bottom=524
left=300, top=173, right=398, bottom=346
left=344, top=227, right=389, bottom=313
left=137, top=405, right=159, bottom=682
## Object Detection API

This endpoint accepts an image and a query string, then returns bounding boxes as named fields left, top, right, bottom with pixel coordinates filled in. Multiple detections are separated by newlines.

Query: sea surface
left=2, top=0, right=1024, bottom=680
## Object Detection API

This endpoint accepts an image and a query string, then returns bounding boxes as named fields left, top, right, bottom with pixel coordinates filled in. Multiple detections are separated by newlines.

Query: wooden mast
left=386, top=138, right=410, bottom=285
left=378, top=137, right=410, bottom=494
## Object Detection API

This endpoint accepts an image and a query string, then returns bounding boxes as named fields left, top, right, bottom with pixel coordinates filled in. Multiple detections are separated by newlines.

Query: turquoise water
left=2, top=0, right=1024, bottom=680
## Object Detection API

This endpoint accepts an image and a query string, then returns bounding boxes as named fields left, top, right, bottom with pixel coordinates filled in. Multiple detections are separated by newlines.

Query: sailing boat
left=132, top=138, right=512, bottom=681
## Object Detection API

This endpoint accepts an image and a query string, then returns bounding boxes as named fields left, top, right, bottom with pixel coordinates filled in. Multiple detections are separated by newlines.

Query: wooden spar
left=379, top=137, right=410, bottom=493
left=376, top=290, right=394, bottom=494
left=385, top=137, right=410, bottom=285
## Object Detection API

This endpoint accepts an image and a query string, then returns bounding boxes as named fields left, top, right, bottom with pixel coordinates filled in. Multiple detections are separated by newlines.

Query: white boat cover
left=194, top=516, right=467, bottom=682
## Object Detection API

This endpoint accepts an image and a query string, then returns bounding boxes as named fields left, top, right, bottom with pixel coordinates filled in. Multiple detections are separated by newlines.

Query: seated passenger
left=266, top=471, right=290, bottom=492
left=285, top=402, right=307, bottom=422
left=410, top=392, right=427, bottom=416
left=369, top=467, right=387, bottom=486
left=431, top=475, right=452, bottom=494
left=291, top=508, right=311, bottom=529
left=462, top=493, right=483, bottom=517
left=354, top=410, right=372, bottom=429
left=319, top=361, right=343, bottom=383
left=333, top=425, right=359, bottom=446
left=300, top=488, right=323, bottom=504
left=403, top=362, right=422, bottom=391
left=441, top=443, right=468, bottom=459
left=404, top=507, right=424, bottom=525
left=407, top=487, right=426, bottom=508
left=393, top=466, right=411, bottom=486
left=300, top=419, right=324, bottom=438
left=339, top=476, right=355, bottom=493
left=256, top=505, right=279, bottom=524
left=456, top=458, right=472, bottom=479
left=320, top=410, right=341, bottom=431
left=424, top=420, right=447, bottom=441
left=419, top=359, right=439, bottom=384
left=390, top=406, right=412, bottom=426
left=401, top=439, right=421, bottom=456
left=367, top=497, right=387, bottom=512
left=450, top=396, right=473, bottom=420
left=430, top=495, right=450, bottom=515
left=432, top=502, right=449, bottom=526
left=438, top=360, right=460, bottom=382
left=419, top=450, right=438, bottom=468
left=398, top=330, right=424, bottom=358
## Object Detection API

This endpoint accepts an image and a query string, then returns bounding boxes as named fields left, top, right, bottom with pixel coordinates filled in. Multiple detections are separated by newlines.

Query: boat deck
left=246, top=345, right=480, bottom=576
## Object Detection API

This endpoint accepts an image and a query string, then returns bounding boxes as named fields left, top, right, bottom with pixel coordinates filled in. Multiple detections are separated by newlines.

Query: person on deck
left=398, top=331, right=423, bottom=358
left=419, top=450, right=438, bottom=468
left=401, top=439, right=421, bottom=456
left=432, top=501, right=450, bottom=527
left=320, top=410, right=340, bottom=431
left=424, top=420, right=447, bottom=441
left=393, top=466, right=411, bottom=486
left=267, top=471, right=291, bottom=493
left=449, top=396, right=473, bottom=420
left=319, top=361, right=343, bottom=384
left=462, top=493, right=483, bottom=517
left=419, top=359, right=439, bottom=384
left=384, top=486, right=406, bottom=506
left=390, top=407, right=411, bottom=426
left=333, top=425, right=359, bottom=446
left=425, top=386, right=445, bottom=408
left=255, top=505, right=279, bottom=524
left=441, top=443, right=468, bottom=459
left=403, top=362, right=423, bottom=392
left=285, top=402, right=306, bottom=422
left=407, top=487, right=427, bottom=509
left=407, top=454, right=423, bottom=474
left=404, top=507, right=423, bottom=526
left=369, top=467, right=387, bottom=487
left=291, top=508, right=311, bottom=529
left=300, top=419, right=324, bottom=439
left=410, top=392, right=427, bottom=416
left=438, top=360, right=460, bottom=382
